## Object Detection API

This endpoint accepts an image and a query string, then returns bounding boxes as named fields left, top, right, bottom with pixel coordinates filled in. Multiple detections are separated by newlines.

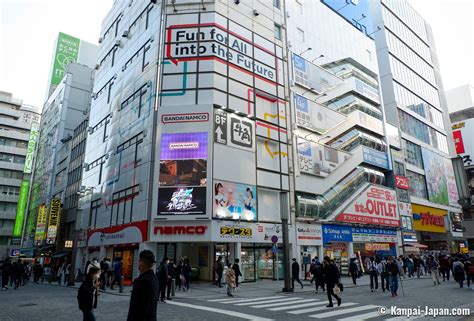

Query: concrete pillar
left=347, top=242, right=354, bottom=257
left=99, top=246, right=106, bottom=260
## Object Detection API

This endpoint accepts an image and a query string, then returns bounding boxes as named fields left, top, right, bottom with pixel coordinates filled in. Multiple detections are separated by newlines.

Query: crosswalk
left=203, top=296, right=389, bottom=320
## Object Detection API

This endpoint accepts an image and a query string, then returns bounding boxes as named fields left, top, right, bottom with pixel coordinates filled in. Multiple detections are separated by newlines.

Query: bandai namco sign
left=154, top=225, right=208, bottom=235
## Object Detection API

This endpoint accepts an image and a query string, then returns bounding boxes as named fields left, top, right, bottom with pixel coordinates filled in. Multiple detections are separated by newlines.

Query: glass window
left=273, top=0, right=280, bottom=9
left=394, top=161, right=405, bottom=176
left=406, top=170, right=428, bottom=199
left=274, top=24, right=282, bottom=40
left=402, top=139, right=423, bottom=168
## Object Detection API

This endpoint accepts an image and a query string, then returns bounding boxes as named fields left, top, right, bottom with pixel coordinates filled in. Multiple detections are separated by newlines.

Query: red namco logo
left=421, top=212, right=444, bottom=227
left=154, top=225, right=208, bottom=235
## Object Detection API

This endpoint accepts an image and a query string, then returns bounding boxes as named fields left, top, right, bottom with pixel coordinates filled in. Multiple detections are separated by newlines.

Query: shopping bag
left=333, top=285, right=341, bottom=294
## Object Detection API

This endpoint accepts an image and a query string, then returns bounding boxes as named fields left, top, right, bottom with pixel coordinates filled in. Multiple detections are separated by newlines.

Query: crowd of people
left=1, top=258, right=31, bottom=289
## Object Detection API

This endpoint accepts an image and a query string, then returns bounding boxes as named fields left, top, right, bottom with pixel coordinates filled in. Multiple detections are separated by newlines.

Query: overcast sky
left=0, top=0, right=473, bottom=108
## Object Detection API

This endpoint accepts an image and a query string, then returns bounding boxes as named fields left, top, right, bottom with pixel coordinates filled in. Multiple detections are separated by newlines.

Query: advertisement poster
left=292, top=53, right=343, bottom=93
left=297, top=137, right=349, bottom=177
left=158, top=187, right=206, bottom=215
left=160, top=132, right=208, bottom=160
left=398, top=202, right=412, bottom=217
left=23, top=122, right=39, bottom=174
left=46, top=198, right=61, bottom=244
left=13, top=180, right=30, bottom=237
left=336, top=186, right=399, bottom=227
left=362, top=147, right=390, bottom=169
left=51, top=32, right=80, bottom=86
left=449, top=212, right=463, bottom=233
left=452, top=120, right=474, bottom=165
left=412, top=204, right=446, bottom=233
left=294, top=94, right=345, bottom=133
left=444, top=158, right=460, bottom=206
left=34, top=204, right=48, bottom=244
left=213, top=180, right=257, bottom=221
left=422, top=149, right=448, bottom=206
left=296, top=223, right=323, bottom=245
left=159, top=159, right=207, bottom=187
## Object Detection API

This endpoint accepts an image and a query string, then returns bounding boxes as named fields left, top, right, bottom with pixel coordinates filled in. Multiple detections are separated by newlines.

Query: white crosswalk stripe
left=288, top=302, right=358, bottom=314
left=218, top=296, right=285, bottom=304
left=337, top=311, right=382, bottom=321
left=250, top=298, right=315, bottom=309
left=268, top=301, right=328, bottom=311
left=310, top=305, right=379, bottom=318
left=235, top=297, right=303, bottom=306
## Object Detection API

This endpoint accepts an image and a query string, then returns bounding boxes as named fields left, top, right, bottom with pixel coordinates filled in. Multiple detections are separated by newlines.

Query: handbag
left=338, top=282, right=344, bottom=292
left=333, top=284, right=341, bottom=294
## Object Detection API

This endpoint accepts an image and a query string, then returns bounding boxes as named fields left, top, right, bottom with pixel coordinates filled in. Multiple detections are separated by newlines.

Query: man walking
left=157, top=257, right=169, bottom=302
left=127, top=250, right=159, bottom=321
left=367, top=257, right=378, bottom=292
left=111, top=257, right=123, bottom=293
left=348, top=258, right=358, bottom=286
left=322, top=256, right=341, bottom=308
left=291, top=258, right=303, bottom=289
left=166, top=259, right=175, bottom=300
left=440, top=255, right=450, bottom=281
left=232, top=258, right=242, bottom=288
left=2, top=258, right=11, bottom=290
left=378, top=258, right=389, bottom=292
left=387, top=256, right=400, bottom=297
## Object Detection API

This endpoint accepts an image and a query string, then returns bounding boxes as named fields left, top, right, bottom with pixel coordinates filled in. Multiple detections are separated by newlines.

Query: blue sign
left=352, top=227, right=396, bottom=236
left=362, top=147, right=390, bottom=169
left=322, top=224, right=353, bottom=243
left=293, top=54, right=307, bottom=72
left=295, top=94, right=309, bottom=113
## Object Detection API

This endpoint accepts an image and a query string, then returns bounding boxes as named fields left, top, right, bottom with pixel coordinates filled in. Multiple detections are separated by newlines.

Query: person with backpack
left=453, top=258, right=465, bottom=288
left=427, top=255, right=440, bottom=285
left=378, top=258, right=390, bottom=292
left=386, top=256, right=399, bottom=297
left=367, top=257, right=378, bottom=292
left=232, top=258, right=242, bottom=289
left=77, top=266, right=100, bottom=321
left=322, top=256, right=341, bottom=307
left=348, top=258, right=358, bottom=286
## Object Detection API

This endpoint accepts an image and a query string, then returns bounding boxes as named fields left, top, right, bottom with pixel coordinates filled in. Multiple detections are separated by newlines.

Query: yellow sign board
left=412, top=204, right=447, bottom=233
left=34, top=204, right=48, bottom=243
left=46, top=198, right=61, bottom=244
left=365, top=243, right=390, bottom=251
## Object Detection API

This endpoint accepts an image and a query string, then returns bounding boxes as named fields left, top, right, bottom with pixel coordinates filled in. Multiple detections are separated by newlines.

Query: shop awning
left=404, top=243, right=428, bottom=249
left=51, top=251, right=72, bottom=259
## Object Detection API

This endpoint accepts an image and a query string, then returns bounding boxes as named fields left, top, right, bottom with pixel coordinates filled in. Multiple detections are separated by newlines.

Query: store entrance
left=113, top=247, right=136, bottom=285
left=241, top=244, right=283, bottom=282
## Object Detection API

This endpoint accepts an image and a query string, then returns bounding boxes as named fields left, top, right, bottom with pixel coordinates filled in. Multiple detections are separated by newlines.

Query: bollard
left=171, top=278, right=176, bottom=297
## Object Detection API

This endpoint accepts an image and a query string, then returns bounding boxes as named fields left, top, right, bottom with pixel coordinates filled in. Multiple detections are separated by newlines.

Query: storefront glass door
left=241, top=247, right=256, bottom=282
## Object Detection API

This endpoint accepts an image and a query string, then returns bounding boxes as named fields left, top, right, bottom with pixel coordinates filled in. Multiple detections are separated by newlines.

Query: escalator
left=296, top=166, right=385, bottom=220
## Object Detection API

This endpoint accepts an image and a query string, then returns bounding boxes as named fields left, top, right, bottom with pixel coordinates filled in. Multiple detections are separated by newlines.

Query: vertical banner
left=34, top=204, right=48, bottom=244
left=46, top=199, right=61, bottom=244
left=12, top=180, right=30, bottom=237
left=51, top=32, right=80, bottom=86
left=23, top=122, right=40, bottom=174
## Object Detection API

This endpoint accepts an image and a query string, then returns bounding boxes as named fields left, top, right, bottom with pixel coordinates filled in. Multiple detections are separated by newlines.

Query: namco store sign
left=154, top=225, right=208, bottom=235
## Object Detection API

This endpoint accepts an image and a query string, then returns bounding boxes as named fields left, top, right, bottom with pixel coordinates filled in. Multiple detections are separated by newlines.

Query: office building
left=0, top=91, right=40, bottom=260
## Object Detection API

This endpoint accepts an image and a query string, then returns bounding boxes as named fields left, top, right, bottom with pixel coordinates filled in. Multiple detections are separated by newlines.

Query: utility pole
left=280, top=192, right=293, bottom=292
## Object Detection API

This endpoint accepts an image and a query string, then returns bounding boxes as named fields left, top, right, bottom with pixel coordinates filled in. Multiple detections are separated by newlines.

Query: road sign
left=229, top=116, right=253, bottom=149
left=214, top=109, right=228, bottom=145
left=272, top=244, right=278, bottom=253
left=271, top=235, right=278, bottom=243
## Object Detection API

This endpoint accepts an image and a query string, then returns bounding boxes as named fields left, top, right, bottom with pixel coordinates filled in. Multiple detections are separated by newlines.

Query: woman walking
left=225, top=263, right=236, bottom=297
left=77, top=266, right=100, bottom=321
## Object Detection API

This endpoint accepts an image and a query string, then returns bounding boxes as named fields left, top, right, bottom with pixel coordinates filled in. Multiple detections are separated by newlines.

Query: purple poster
left=160, top=132, right=208, bottom=160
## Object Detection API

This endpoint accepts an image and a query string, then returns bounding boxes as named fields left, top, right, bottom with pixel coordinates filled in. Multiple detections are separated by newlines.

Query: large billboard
left=51, top=32, right=80, bottom=86
left=336, top=185, right=399, bottom=227
left=213, top=180, right=257, bottom=221
left=157, top=186, right=207, bottom=215
left=34, top=204, right=48, bottom=244
left=452, top=119, right=474, bottom=166
left=412, top=204, right=447, bottom=234
left=46, top=199, right=61, bottom=244
left=297, top=137, right=349, bottom=177
left=421, top=149, right=448, bottom=205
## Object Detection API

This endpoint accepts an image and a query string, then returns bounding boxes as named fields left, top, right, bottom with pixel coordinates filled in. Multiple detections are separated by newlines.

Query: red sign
left=154, top=225, right=208, bottom=235
left=87, top=220, right=148, bottom=247
left=395, top=175, right=410, bottom=190
left=453, top=130, right=465, bottom=154
left=336, top=186, right=400, bottom=227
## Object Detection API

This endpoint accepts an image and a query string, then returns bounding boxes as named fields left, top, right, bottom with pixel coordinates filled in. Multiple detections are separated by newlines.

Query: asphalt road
left=2, top=276, right=474, bottom=321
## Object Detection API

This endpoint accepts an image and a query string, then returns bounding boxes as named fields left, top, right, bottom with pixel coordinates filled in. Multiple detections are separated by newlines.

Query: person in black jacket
left=127, top=250, right=159, bottom=321
left=2, top=258, right=12, bottom=289
left=291, top=258, right=303, bottom=289
left=166, top=259, right=175, bottom=300
left=157, top=257, right=169, bottom=302
left=77, top=266, right=100, bottom=321
left=232, top=259, right=242, bottom=288
left=322, top=256, right=341, bottom=308
left=348, top=258, right=358, bottom=286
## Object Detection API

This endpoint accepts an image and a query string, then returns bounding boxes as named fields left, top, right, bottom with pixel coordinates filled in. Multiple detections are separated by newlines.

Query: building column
left=347, top=242, right=354, bottom=258
left=99, top=246, right=106, bottom=260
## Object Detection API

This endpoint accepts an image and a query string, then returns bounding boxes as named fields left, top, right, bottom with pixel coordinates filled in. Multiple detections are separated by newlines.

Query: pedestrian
left=127, top=250, right=159, bottom=321
left=313, top=258, right=325, bottom=293
left=175, top=260, right=183, bottom=291
left=427, top=255, right=440, bottom=285
left=310, top=259, right=317, bottom=284
left=166, top=259, right=175, bottom=300
left=453, top=258, right=465, bottom=288
left=2, top=258, right=11, bottom=290
left=215, top=256, right=224, bottom=288
left=22, top=261, right=30, bottom=286
left=440, top=255, right=450, bottom=281
left=64, top=262, right=71, bottom=286
left=111, top=257, right=123, bottom=293
left=464, top=259, right=473, bottom=288
left=386, top=256, right=399, bottom=297
left=414, top=256, right=423, bottom=278
left=407, top=255, right=414, bottom=278
left=322, top=256, right=341, bottom=307
left=77, top=266, right=100, bottom=321
left=397, top=256, right=405, bottom=278
left=348, top=258, right=358, bottom=286
left=232, top=258, right=242, bottom=288
left=291, top=258, right=303, bottom=289
left=182, top=259, right=191, bottom=292
left=378, top=258, right=389, bottom=292
left=367, top=257, right=378, bottom=292
left=58, top=261, right=66, bottom=285
left=225, top=263, right=236, bottom=297
left=33, top=261, right=43, bottom=283
left=13, top=260, right=24, bottom=289
left=100, top=258, right=109, bottom=290
left=157, top=257, right=169, bottom=302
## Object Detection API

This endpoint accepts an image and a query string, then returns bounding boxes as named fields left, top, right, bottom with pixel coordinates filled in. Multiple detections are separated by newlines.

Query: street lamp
left=299, top=47, right=312, bottom=56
